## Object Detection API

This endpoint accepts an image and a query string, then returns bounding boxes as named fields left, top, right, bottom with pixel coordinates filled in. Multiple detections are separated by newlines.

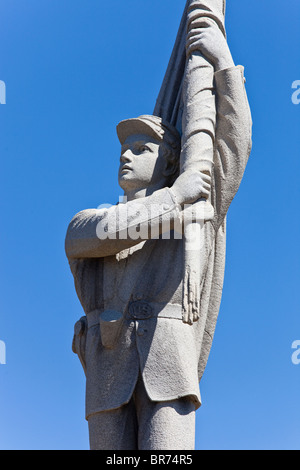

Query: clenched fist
left=171, top=169, right=212, bottom=206
left=186, top=18, right=234, bottom=72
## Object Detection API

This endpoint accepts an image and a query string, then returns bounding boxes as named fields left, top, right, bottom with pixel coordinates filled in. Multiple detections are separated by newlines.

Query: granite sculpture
left=65, top=0, right=252, bottom=450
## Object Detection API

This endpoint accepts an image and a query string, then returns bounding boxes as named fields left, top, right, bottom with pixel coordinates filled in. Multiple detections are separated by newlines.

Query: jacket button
left=137, top=328, right=146, bottom=337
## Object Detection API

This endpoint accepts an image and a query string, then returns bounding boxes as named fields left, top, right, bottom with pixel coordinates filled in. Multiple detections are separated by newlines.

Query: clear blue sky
left=0, top=0, right=299, bottom=450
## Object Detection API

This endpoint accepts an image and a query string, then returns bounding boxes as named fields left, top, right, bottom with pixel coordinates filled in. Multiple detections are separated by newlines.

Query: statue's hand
left=186, top=18, right=234, bottom=72
left=171, top=169, right=211, bottom=206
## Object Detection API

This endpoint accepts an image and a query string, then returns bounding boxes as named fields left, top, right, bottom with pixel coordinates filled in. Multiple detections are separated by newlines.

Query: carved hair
left=161, top=140, right=181, bottom=186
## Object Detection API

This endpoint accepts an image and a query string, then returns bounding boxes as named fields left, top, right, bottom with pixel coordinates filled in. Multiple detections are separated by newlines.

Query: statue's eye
left=140, top=145, right=150, bottom=153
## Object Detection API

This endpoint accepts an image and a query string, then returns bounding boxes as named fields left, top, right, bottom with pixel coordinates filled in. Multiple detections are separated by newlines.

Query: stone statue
left=65, top=0, right=252, bottom=450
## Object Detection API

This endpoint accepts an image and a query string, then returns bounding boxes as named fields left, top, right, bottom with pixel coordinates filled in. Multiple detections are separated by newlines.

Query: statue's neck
left=124, top=182, right=166, bottom=202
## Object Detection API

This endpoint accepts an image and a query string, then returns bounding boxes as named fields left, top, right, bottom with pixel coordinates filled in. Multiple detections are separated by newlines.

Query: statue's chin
left=119, top=176, right=144, bottom=193
left=119, top=174, right=168, bottom=196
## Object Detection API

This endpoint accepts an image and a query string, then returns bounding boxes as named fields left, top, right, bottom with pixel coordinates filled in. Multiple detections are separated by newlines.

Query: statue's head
left=117, top=115, right=181, bottom=194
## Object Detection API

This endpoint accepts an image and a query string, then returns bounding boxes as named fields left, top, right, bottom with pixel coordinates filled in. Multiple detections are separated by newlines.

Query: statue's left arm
left=187, top=18, right=252, bottom=228
left=212, top=64, right=252, bottom=229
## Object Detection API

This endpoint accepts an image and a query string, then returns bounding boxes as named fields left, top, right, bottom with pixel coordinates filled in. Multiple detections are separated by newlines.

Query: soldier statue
left=65, top=0, right=252, bottom=450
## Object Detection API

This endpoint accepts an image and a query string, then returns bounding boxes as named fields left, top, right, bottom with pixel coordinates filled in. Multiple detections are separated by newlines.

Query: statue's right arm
left=65, top=187, right=181, bottom=259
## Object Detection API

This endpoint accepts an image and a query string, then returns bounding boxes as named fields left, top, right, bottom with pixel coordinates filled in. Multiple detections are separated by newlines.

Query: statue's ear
left=163, top=159, right=178, bottom=178
left=159, top=142, right=180, bottom=184
left=162, top=160, right=179, bottom=188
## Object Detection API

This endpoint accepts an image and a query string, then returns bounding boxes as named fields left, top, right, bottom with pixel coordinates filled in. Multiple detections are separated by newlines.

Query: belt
left=86, top=302, right=182, bottom=328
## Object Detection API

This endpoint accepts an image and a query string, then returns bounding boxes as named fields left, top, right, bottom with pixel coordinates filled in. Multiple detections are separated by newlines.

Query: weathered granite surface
left=65, top=0, right=252, bottom=450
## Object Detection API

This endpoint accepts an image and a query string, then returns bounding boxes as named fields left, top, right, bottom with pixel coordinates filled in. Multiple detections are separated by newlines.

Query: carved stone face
left=118, top=133, right=168, bottom=193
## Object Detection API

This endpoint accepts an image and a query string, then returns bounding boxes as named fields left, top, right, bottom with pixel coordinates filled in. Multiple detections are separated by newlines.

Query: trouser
left=88, top=374, right=196, bottom=450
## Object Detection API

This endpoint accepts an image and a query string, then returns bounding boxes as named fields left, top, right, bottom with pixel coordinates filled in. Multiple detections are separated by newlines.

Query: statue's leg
left=134, top=376, right=196, bottom=450
left=87, top=399, right=138, bottom=450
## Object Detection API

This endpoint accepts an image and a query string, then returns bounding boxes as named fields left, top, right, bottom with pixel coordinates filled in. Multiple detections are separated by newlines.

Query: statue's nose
left=120, top=150, right=132, bottom=163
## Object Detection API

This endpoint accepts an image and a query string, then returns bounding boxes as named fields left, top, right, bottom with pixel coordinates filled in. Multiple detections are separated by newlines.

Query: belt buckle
left=128, top=300, right=153, bottom=320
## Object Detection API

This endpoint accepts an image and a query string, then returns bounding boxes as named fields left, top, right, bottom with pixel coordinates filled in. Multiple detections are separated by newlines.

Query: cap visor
left=117, top=118, right=162, bottom=145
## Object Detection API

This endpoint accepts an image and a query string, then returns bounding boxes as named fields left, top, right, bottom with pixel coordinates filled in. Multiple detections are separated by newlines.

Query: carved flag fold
left=154, top=0, right=226, bottom=324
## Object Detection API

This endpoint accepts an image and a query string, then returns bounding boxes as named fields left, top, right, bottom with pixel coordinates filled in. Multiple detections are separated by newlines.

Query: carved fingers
left=172, top=170, right=212, bottom=206
left=199, top=172, right=212, bottom=199
left=182, top=261, right=201, bottom=324
left=186, top=16, right=233, bottom=71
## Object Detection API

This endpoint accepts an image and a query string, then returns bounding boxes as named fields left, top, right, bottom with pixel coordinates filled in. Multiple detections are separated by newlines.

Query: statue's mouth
left=121, top=165, right=132, bottom=173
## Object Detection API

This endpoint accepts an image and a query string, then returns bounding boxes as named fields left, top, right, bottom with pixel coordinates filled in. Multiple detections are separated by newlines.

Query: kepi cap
left=117, top=115, right=181, bottom=150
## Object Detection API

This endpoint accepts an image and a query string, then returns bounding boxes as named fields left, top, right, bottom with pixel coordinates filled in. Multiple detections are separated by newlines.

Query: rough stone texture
left=65, top=0, right=252, bottom=450
left=88, top=375, right=196, bottom=450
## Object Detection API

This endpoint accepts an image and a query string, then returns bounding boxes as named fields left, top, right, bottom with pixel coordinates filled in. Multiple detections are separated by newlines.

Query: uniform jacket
left=65, top=65, right=252, bottom=420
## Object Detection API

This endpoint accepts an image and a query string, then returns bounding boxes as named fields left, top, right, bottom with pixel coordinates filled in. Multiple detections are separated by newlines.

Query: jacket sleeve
left=212, top=65, right=252, bottom=229
left=65, top=187, right=180, bottom=259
